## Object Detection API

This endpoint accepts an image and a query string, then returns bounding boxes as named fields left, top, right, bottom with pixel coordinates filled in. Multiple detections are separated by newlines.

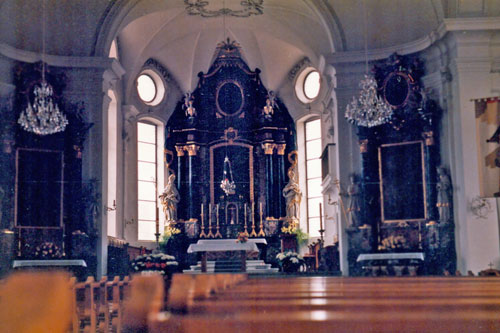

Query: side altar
left=162, top=40, right=300, bottom=270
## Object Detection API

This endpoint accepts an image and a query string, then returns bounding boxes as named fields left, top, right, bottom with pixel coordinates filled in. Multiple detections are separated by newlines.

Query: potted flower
left=130, top=253, right=179, bottom=277
left=34, top=242, right=65, bottom=259
left=236, top=232, right=248, bottom=243
left=378, top=235, right=408, bottom=253
left=276, top=251, right=305, bottom=273
left=280, top=223, right=309, bottom=252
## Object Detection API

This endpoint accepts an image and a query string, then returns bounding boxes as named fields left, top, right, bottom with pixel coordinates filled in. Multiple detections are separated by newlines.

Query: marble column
left=185, top=144, right=199, bottom=220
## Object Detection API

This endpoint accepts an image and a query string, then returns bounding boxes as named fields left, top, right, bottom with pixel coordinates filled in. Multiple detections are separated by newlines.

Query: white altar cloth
left=356, top=252, right=424, bottom=262
left=13, top=259, right=87, bottom=268
left=187, top=239, right=266, bottom=253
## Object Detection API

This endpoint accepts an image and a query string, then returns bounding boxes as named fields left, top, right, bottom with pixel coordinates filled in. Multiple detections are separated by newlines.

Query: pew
left=149, top=276, right=500, bottom=333
left=0, top=271, right=73, bottom=333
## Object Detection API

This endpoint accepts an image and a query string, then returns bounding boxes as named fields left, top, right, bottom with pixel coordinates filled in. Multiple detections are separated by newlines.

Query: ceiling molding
left=443, top=17, right=500, bottom=31
left=0, top=42, right=124, bottom=73
left=328, top=16, right=500, bottom=65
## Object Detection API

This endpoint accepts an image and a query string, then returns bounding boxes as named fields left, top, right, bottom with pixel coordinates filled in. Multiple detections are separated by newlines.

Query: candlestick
left=215, top=204, right=222, bottom=238
left=207, top=203, right=214, bottom=238
left=319, top=203, right=323, bottom=230
left=200, top=203, right=207, bottom=238
left=249, top=202, right=257, bottom=237
left=243, top=203, right=249, bottom=236
left=319, top=202, right=324, bottom=242
left=155, top=207, right=160, bottom=245
left=258, top=202, right=265, bottom=237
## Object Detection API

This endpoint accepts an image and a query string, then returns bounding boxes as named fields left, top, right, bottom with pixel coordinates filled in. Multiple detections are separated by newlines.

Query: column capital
left=184, top=144, right=200, bottom=156
left=276, top=143, right=286, bottom=155
left=175, top=145, right=185, bottom=157
left=262, top=143, right=276, bottom=155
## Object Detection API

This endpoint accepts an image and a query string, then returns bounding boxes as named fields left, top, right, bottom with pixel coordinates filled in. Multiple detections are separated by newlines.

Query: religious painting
left=378, top=141, right=427, bottom=222
left=15, top=148, right=64, bottom=228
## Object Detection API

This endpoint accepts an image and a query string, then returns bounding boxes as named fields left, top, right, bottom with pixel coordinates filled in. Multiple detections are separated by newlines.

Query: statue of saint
left=263, top=99, right=274, bottom=118
left=346, top=174, right=361, bottom=227
left=283, top=169, right=301, bottom=222
left=159, top=174, right=180, bottom=222
left=436, top=166, right=452, bottom=224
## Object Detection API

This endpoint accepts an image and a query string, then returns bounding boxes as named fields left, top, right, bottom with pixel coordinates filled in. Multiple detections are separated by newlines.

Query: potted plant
left=276, top=251, right=306, bottom=273
left=130, top=253, right=179, bottom=277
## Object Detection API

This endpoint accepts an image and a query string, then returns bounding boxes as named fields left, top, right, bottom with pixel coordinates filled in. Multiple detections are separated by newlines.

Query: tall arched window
left=137, top=120, right=164, bottom=241
left=304, top=118, right=323, bottom=237
left=107, top=90, right=117, bottom=237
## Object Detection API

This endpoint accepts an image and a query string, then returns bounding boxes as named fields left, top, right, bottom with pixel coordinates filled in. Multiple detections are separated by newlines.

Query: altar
left=357, top=252, right=425, bottom=276
left=187, top=239, right=266, bottom=272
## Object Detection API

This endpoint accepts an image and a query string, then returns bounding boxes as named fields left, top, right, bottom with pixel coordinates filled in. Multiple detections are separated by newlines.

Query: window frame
left=304, top=118, right=323, bottom=237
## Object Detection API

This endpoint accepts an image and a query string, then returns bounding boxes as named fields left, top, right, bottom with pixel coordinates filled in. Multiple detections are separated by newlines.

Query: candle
left=260, top=202, right=262, bottom=214
left=244, top=203, right=247, bottom=224
left=209, top=203, right=212, bottom=225
left=319, top=203, right=323, bottom=230
left=201, top=203, right=204, bottom=223
left=156, top=207, right=159, bottom=234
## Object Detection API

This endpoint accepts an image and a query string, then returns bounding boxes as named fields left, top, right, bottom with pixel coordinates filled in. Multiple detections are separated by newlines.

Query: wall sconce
left=2, top=139, right=15, bottom=154
left=105, top=200, right=116, bottom=212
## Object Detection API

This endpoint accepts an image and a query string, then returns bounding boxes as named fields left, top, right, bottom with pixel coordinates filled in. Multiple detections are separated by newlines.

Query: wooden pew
left=122, top=274, right=164, bottom=332
left=149, top=276, right=500, bottom=333
left=0, top=271, right=73, bottom=333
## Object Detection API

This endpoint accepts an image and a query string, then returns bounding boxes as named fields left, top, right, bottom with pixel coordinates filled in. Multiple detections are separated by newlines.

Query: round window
left=136, top=69, right=166, bottom=106
left=295, top=67, right=321, bottom=104
left=137, top=74, right=156, bottom=103
left=303, top=71, right=321, bottom=100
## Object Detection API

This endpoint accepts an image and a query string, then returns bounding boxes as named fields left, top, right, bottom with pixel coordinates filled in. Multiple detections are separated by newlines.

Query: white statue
left=283, top=169, right=302, bottom=222
left=159, top=174, right=180, bottom=222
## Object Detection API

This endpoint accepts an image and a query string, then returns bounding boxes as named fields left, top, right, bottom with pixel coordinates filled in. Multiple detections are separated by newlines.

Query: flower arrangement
left=236, top=232, right=248, bottom=243
left=281, top=223, right=309, bottom=247
left=378, top=235, right=408, bottom=251
left=164, top=224, right=181, bottom=239
left=130, top=253, right=178, bottom=276
left=276, top=251, right=305, bottom=273
left=34, top=242, right=64, bottom=259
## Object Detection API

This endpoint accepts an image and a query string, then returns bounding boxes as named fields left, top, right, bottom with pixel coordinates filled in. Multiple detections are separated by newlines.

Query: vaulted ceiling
left=1, top=0, right=499, bottom=97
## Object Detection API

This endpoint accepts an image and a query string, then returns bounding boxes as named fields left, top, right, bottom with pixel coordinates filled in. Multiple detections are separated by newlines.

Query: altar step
left=183, top=260, right=279, bottom=274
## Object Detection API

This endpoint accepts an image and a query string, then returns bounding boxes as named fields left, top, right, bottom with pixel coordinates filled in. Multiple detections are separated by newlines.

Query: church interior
left=1, top=0, right=500, bottom=331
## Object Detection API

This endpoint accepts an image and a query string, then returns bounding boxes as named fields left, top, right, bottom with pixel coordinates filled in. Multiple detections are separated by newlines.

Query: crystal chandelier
left=345, top=75, right=393, bottom=128
left=220, top=156, right=236, bottom=195
left=18, top=81, right=68, bottom=135
left=17, top=0, right=68, bottom=136
left=344, top=0, right=393, bottom=128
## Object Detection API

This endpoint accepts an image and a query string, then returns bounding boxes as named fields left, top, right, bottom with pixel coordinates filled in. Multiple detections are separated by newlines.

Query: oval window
left=304, top=71, right=321, bottom=100
left=137, top=74, right=157, bottom=103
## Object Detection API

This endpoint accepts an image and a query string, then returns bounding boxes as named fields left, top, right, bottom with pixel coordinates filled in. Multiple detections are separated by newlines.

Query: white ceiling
left=2, top=0, right=499, bottom=100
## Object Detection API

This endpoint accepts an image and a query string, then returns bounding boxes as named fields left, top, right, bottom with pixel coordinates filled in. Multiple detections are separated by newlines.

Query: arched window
left=304, top=118, right=323, bottom=237
left=137, top=119, right=164, bottom=241
left=107, top=90, right=117, bottom=237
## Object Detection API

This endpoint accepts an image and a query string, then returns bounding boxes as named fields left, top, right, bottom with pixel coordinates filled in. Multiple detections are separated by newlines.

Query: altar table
left=357, top=252, right=425, bottom=276
left=187, top=239, right=265, bottom=272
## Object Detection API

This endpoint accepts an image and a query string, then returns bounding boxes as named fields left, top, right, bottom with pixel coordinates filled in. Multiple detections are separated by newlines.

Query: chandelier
left=220, top=156, right=236, bottom=195
left=18, top=80, right=68, bottom=135
left=345, top=75, right=393, bottom=128
left=17, top=0, right=68, bottom=136
left=344, top=0, right=393, bottom=128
